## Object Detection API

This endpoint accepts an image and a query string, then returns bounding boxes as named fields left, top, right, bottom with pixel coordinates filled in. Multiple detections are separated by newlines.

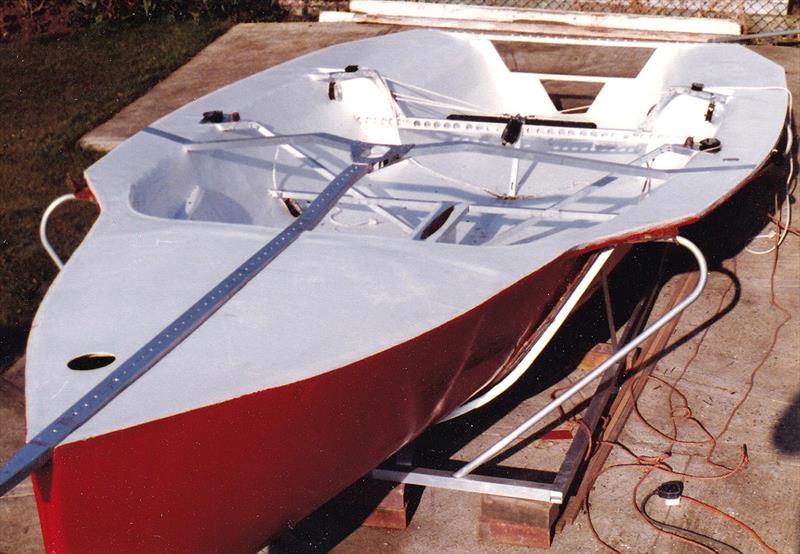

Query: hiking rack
left=370, top=235, right=707, bottom=543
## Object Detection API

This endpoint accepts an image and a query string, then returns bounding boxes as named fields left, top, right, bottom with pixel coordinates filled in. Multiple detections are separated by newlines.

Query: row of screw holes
left=48, top=166, right=371, bottom=437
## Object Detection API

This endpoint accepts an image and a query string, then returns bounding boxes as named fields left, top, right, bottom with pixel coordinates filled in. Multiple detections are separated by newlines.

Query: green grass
left=0, top=20, right=227, bottom=368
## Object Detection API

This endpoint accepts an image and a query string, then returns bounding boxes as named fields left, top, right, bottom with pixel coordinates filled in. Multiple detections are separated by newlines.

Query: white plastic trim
left=439, top=247, right=615, bottom=422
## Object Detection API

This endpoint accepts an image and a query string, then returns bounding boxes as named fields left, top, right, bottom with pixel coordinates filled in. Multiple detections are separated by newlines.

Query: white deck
left=25, top=31, right=787, bottom=443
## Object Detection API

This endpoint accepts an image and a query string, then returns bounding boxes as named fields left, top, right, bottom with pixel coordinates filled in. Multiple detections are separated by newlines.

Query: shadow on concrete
left=0, top=325, right=28, bottom=374
left=773, top=391, right=800, bottom=455
left=679, top=165, right=792, bottom=271
left=265, top=479, right=424, bottom=554
left=628, top=266, right=741, bottom=379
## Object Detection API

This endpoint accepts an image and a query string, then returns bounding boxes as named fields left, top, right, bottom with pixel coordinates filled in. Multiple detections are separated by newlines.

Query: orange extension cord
left=584, top=202, right=791, bottom=553
left=681, top=494, right=780, bottom=554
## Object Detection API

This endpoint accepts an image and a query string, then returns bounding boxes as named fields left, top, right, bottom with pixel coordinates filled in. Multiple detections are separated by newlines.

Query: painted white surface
left=25, top=31, right=786, bottom=443
left=347, top=1, right=742, bottom=35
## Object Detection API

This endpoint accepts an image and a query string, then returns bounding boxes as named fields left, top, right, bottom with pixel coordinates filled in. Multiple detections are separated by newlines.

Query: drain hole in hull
left=68, top=353, right=116, bottom=371
left=420, top=205, right=454, bottom=240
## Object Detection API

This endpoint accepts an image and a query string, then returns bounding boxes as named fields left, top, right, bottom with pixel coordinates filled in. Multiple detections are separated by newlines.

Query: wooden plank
left=576, top=343, right=615, bottom=371
left=319, top=11, right=732, bottom=43
left=479, top=496, right=560, bottom=549
left=347, top=1, right=741, bottom=36
left=361, top=483, right=409, bottom=529
left=555, top=271, right=699, bottom=530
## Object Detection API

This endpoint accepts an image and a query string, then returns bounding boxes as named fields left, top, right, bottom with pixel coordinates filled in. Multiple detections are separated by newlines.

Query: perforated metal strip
left=0, top=159, right=386, bottom=496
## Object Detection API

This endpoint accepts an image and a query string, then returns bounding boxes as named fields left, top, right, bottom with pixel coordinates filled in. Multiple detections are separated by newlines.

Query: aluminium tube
left=453, top=235, right=707, bottom=479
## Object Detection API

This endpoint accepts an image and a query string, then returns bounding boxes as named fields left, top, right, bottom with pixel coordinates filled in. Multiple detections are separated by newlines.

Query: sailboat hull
left=32, top=253, right=585, bottom=553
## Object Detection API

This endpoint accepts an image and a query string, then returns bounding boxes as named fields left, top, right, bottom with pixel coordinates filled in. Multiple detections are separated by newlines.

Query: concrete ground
left=2, top=22, right=799, bottom=554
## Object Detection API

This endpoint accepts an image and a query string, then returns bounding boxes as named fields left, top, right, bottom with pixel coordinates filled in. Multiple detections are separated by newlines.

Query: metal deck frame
left=372, top=235, right=707, bottom=505
left=4, top=127, right=707, bottom=499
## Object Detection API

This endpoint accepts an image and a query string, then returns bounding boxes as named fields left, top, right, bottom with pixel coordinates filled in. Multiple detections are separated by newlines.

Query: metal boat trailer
left=370, top=236, right=707, bottom=546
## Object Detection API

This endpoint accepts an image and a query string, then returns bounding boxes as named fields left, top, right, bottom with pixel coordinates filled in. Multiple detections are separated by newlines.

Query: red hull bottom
left=33, top=254, right=585, bottom=553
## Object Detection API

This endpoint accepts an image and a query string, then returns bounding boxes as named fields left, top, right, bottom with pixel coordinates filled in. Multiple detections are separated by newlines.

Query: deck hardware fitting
left=501, top=115, right=525, bottom=145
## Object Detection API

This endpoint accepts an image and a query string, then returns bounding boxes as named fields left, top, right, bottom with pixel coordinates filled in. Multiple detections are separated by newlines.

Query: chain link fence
left=406, top=0, right=799, bottom=33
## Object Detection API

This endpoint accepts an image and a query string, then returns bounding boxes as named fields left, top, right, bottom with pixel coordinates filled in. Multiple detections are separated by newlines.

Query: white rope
left=392, top=93, right=485, bottom=115
left=384, top=76, right=484, bottom=111
left=407, top=158, right=494, bottom=196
